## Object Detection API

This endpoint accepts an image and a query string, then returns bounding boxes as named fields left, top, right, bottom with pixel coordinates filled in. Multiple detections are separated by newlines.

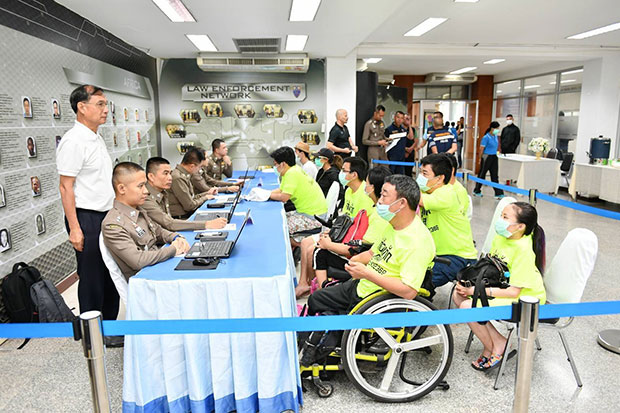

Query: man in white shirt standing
left=294, top=141, right=318, bottom=179
left=57, top=85, right=119, bottom=328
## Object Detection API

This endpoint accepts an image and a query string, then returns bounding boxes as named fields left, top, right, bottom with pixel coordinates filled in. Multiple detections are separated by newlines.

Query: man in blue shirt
left=384, top=111, right=411, bottom=174
left=473, top=121, right=504, bottom=198
left=426, top=111, right=457, bottom=154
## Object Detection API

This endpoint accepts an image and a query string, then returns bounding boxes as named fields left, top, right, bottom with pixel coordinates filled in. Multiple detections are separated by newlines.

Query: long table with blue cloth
left=122, top=170, right=303, bottom=413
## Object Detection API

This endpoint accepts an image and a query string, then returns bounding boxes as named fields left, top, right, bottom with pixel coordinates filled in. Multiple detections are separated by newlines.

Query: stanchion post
left=79, top=311, right=111, bottom=413
left=528, top=189, right=537, bottom=206
left=513, top=296, right=539, bottom=413
left=463, top=172, right=469, bottom=186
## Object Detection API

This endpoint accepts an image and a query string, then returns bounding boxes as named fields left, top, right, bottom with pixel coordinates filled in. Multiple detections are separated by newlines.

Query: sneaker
left=472, top=192, right=483, bottom=198
left=494, top=194, right=505, bottom=200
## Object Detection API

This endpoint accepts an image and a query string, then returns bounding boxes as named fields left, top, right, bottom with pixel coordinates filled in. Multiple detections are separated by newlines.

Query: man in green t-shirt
left=308, top=174, right=436, bottom=315
left=417, top=153, right=477, bottom=287
left=269, top=146, right=327, bottom=245
left=341, top=157, right=374, bottom=218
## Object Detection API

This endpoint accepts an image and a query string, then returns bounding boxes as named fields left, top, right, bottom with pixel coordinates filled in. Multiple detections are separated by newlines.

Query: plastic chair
left=471, top=228, right=598, bottom=390
left=99, top=233, right=128, bottom=305
left=325, top=181, right=341, bottom=219
left=480, top=196, right=517, bottom=255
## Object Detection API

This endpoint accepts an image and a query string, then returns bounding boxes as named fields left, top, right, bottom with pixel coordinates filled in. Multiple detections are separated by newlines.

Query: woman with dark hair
left=453, top=201, right=546, bottom=370
left=473, top=121, right=504, bottom=199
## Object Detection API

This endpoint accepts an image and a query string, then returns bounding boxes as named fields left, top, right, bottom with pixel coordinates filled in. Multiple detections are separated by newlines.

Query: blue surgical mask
left=492, top=129, right=500, bottom=136
left=376, top=198, right=403, bottom=222
left=339, top=171, right=351, bottom=187
left=314, top=158, right=323, bottom=167
left=416, top=174, right=430, bottom=192
left=274, top=164, right=280, bottom=177
left=494, top=218, right=514, bottom=238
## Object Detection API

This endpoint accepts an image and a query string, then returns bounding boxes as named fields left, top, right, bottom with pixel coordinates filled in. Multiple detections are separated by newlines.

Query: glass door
left=463, top=100, right=479, bottom=172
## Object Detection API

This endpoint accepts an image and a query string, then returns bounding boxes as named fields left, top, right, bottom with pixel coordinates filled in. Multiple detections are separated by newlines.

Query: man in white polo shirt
left=57, top=85, right=119, bottom=326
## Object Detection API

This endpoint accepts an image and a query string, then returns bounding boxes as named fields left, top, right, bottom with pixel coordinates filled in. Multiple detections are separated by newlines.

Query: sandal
left=471, top=355, right=489, bottom=371
left=482, top=353, right=504, bottom=370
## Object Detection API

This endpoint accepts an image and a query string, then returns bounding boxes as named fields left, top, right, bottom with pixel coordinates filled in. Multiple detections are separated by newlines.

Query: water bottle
left=258, top=177, right=263, bottom=187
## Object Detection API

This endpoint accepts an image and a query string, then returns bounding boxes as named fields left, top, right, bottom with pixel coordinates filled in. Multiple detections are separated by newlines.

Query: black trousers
left=474, top=154, right=504, bottom=196
left=313, top=248, right=348, bottom=271
left=308, top=279, right=362, bottom=315
left=66, top=209, right=119, bottom=320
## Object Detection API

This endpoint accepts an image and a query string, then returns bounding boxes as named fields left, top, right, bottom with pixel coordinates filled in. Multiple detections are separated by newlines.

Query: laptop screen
left=230, top=209, right=251, bottom=248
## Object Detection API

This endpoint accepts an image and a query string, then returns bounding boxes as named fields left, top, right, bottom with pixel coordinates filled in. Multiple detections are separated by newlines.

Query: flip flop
left=482, top=353, right=504, bottom=370
left=471, top=355, right=490, bottom=371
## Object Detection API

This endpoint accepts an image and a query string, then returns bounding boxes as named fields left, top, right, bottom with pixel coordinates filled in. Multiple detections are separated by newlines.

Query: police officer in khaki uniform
left=143, top=156, right=227, bottom=231
left=191, top=147, right=240, bottom=194
left=168, top=148, right=215, bottom=218
left=362, top=105, right=388, bottom=163
left=102, top=162, right=190, bottom=280
left=205, top=138, right=233, bottom=180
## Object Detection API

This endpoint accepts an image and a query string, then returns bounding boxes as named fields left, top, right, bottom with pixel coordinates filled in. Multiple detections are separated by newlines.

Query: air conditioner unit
left=424, top=73, right=477, bottom=85
left=197, top=53, right=309, bottom=73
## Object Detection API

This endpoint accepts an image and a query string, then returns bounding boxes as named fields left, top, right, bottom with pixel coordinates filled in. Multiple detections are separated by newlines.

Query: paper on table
left=214, top=195, right=234, bottom=202
left=194, top=223, right=236, bottom=232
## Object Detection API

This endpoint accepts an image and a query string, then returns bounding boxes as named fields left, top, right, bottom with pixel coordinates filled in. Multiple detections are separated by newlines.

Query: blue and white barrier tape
left=372, top=160, right=419, bottom=167
left=2, top=300, right=619, bottom=339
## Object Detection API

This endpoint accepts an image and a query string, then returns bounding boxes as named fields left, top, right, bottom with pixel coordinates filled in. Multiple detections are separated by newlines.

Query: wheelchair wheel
left=341, top=294, right=453, bottom=402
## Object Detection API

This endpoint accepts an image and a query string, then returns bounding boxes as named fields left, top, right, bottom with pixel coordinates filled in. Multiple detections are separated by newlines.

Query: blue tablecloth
left=122, top=171, right=302, bottom=413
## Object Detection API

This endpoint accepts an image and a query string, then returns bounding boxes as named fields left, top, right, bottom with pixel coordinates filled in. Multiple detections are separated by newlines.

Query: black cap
left=312, top=148, right=334, bottom=163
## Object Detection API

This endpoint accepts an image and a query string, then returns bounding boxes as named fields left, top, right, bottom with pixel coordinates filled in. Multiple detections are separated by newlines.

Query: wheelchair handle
left=433, top=256, right=451, bottom=266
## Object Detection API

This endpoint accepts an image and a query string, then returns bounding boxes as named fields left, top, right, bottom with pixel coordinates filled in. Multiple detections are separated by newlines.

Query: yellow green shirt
left=490, top=234, right=546, bottom=304
left=453, top=180, right=470, bottom=217
left=343, top=182, right=375, bottom=218
left=357, top=216, right=436, bottom=298
left=280, top=165, right=327, bottom=215
left=362, top=207, right=390, bottom=245
left=420, top=184, right=477, bottom=259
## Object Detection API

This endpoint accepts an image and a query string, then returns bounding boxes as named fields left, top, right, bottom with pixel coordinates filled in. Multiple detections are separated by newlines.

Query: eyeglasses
left=83, top=101, right=108, bottom=109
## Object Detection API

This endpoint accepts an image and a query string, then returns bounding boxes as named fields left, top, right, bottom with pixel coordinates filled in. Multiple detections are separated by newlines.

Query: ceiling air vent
left=233, top=38, right=281, bottom=54
left=197, top=53, right=309, bottom=73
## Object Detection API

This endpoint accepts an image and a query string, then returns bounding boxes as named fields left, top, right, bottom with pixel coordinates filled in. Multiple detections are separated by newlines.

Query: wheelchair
left=299, top=261, right=454, bottom=402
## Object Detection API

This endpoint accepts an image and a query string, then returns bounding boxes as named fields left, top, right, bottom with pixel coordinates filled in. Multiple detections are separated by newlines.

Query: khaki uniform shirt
left=205, top=153, right=233, bottom=181
left=102, top=200, right=179, bottom=280
left=362, top=118, right=387, bottom=162
left=168, top=165, right=211, bottom=217
left=142, top=182, right=204, bottom=231
left=191, top=165, right=229, bottom=194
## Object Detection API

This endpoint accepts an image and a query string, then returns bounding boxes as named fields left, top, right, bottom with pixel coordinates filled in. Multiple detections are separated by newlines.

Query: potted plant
left=528, top=137, right=550, bottom=160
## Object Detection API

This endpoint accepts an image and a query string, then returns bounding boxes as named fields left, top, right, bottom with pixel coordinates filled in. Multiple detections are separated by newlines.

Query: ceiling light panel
left=567, top=22, right=620, bottom=39
left=186, top=35, right=218, bottom=51
left=363, top=58, right=382, bottom=64
left=449, top=66, right=477, bottom=74
left=484, top=59, right=505, bottom=65
left=289, top=0, right=322, bottom=22
left=404, top=18, right=448, bottom=37
left=152, top=0, right=195, bottom=22
left=286, top=35, right=308, bottom=51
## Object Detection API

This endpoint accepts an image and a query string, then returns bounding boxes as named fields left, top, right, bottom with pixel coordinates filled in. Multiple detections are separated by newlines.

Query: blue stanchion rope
left=1, top=300, right=619, bottom=339
left=372, top=159, right=418, bottom=167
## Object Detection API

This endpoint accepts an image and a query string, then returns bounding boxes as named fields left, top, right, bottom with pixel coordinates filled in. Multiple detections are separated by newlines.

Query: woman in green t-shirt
left=453, top=202, right=546, bottom=371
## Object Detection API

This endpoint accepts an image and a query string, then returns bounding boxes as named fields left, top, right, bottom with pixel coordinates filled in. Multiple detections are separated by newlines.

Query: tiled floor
left=1, top=181, right=619, bottom=412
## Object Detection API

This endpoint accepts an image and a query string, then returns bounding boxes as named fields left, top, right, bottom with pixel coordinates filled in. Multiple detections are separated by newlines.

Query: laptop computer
left=238, top=165, right=258, bottom=180
left=218, top=166, right=250, bottom=203
left=185, top=209, right=251, bottom=259
left=194, top=187, right=242, bottom=222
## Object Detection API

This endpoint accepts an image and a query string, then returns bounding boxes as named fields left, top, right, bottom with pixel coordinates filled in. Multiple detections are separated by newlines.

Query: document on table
left=194, top=223, right=237, bottom=232
left=386, top=132, right=406, bottom=153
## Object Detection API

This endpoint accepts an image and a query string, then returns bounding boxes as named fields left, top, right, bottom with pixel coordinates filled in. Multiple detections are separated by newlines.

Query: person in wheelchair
left=307, top=174, right=436, bottom=317
left=417, top=153, right=477, bottom=287
left=453, top=201, right=546, bottom=371
left=340, top=157, right=374, bottom=218
left=442, top=153, right=469, bottom=218
left=311, top=166, right=392, bottom=290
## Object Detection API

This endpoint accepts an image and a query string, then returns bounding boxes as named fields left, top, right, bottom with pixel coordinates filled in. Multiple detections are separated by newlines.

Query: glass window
left=521, top=94, right=556, bottom=154
left=412, top=86, right=426, bottom=100
left=450, top=85, right=467, bottom=99
left=426, top=86, right=450, bottom=100
left=557, top=92, right=581, bottom=153
left=559, top=68, right=583, bottom=92
left=494, top=80, right=520, bottom=98
left=523, top=74, right=557, bottom=95
left=495, top=97, right=520, bottom=127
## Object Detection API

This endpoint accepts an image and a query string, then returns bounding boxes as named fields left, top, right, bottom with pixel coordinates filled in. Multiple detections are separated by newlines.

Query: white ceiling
left=57, top=0, right=620, bottom=76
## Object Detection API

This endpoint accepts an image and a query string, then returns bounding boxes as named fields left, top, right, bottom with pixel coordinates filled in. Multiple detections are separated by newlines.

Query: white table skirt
left=498, top=154, right=561, bottom=194
left=569, top=163, right=620, bottom=203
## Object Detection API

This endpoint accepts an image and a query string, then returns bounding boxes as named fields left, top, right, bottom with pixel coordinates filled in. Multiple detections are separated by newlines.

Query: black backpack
left=1, top=262, right=42, bottom=323
left=456, top=255, right=510, bottom=323
left=30, top=280, right=76, bottom=323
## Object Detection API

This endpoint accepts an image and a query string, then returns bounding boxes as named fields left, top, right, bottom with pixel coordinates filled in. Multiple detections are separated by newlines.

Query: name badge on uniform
left=135, top=225, right=146, bottom=238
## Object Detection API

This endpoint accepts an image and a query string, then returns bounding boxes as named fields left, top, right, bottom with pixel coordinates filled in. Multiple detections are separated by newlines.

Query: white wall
left=325, top=53, right=357, bottom=142
left=575, top=56, right=620, bottom=163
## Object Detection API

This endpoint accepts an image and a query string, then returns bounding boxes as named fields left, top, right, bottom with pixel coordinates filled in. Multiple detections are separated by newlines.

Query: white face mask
left=506, top=119, right=513, bottom=125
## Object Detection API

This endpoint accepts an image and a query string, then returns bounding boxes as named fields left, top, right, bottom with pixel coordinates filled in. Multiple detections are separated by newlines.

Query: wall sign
left=182, top=83, right=306, bottom=102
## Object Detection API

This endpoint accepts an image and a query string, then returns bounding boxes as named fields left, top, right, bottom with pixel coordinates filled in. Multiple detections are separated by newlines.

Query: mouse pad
left=174, top=258, right=220, bottom=271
